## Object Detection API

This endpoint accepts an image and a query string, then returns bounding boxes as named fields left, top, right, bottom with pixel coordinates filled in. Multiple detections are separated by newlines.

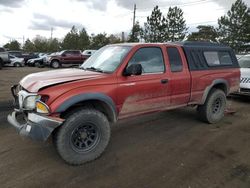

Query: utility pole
left=50, top=27, right=53, bottom=40
left=132, top=4, right=136, bottom=36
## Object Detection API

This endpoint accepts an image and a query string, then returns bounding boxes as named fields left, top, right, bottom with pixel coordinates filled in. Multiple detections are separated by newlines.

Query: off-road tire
left=197, top=89, right=226, bottom=124
left=51, top=60, right=60, bottom=69
left=55, top=108, right=111, bottom=165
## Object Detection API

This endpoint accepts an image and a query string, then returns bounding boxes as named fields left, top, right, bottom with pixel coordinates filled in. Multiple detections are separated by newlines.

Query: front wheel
left=197, top=89, right=226, bottom=124
left=55, top=108, right=111, bottom=165
left=14, top=63, right=21, bottom=67
left=51, top=60, right=60, bottom=69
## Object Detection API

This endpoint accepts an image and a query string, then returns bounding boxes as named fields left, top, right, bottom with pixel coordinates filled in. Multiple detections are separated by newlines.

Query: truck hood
left=20, top=68, right=104, bottom=92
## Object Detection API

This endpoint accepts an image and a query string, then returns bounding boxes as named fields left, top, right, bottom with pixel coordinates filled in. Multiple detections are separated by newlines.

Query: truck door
left=165, top=46, right=191, bottom=107
left=117, top=46, right=170, bottom=118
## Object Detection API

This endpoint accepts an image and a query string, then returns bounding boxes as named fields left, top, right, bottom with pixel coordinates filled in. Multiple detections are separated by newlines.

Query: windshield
left=81, top=46, right=131, bottom=73
left=239, top=55, right=250, bottom=68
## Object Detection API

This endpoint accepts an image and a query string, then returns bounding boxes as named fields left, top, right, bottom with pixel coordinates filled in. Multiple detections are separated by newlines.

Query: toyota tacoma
left=7, top=42, right=240, bottom=165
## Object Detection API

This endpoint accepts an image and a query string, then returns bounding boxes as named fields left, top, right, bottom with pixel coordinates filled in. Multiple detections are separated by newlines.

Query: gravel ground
left=0, top=67, right=250, bottom=188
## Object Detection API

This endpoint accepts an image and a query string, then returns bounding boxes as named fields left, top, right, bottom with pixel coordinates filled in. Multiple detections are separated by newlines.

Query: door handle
left=161, top=79, right=168, bottom=84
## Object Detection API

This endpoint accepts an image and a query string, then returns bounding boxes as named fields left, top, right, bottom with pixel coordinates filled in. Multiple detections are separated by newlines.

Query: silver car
left=6, top=55, right=25, bottom=67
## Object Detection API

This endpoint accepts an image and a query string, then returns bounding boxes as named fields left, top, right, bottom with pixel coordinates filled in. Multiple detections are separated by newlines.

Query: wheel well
left=212, top=83, right=228, bottom=95
left=60, top=100, right=116, bottom=123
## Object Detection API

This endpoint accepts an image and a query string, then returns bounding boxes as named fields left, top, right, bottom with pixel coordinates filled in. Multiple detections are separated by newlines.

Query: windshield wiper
left=85, top=67, right=105, bottom=73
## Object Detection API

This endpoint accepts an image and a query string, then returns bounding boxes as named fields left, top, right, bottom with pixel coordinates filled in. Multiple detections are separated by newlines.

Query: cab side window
left=167, top=47, right=183, bottom=72
left=127, top=47, right=165, bottom=74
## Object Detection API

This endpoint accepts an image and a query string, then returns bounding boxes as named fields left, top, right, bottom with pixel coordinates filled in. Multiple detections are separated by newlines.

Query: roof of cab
left=111, top=41, right=230, bottom=49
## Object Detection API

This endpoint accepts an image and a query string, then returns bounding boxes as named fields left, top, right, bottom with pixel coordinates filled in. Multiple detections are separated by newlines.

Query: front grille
left=241, top=77, right=250, bottom=83
left=240, top=88, right=250, bottom=93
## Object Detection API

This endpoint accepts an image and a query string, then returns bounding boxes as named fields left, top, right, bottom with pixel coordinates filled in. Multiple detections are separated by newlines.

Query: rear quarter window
left=204, top=51, right=233, bottom=66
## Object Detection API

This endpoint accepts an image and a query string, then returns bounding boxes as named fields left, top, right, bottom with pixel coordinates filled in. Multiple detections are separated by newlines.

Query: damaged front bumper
left=7, top=110, right=63, bottom=141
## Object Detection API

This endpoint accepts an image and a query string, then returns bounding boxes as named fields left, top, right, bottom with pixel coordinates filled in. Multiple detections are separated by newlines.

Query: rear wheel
left=51, top=60, right=60, bottom=69
left=197, top=89, right=226, bottom=124
left=55, top=108, right=111, bottom=165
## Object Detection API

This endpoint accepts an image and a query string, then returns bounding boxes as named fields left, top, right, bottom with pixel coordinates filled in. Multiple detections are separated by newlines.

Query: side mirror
left=61, top=53, right=66, bottom=57
left=124, top=64, right=142, bottom=76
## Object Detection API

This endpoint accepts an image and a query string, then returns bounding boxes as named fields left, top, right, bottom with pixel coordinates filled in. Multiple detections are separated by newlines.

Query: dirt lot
left=0, top=67, right=250, bottom=188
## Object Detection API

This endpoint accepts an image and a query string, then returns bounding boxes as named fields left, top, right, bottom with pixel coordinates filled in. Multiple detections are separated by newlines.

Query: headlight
left=36, top=101, right=50, bottom=114
left=23, top=95, right=40, bottom=110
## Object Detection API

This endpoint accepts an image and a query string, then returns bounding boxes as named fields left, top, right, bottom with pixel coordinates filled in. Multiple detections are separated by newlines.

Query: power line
left=136, top=0, right=219, bottom=18
left=187, top=20, right=217, bottom=26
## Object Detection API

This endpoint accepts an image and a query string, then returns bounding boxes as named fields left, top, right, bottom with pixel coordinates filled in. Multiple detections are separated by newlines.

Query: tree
left=48, top=38, right=61, bottom=52
left=32, top=36, right=49, bottom=52
left=141, top=6, right=166, bottom=42
left=128, top=21, right=142, bottom=42
left=187, top=25, right=219, bottom=42
left=218, top=0, right=250, bottom=52
left=23, top=39, right=35, bottom=52
left=78, top=28, right=90, bottom=50
left=3, top=40, right=21, bottom=50
left=62, top=26, right=90, bottom=50
left=108, top=34, right=121, bottom=44
left=166, top=6, right=188, bottom=42
left=62, top=26, right=80, bottom=49
left=90, top=33, right=110, bottom=49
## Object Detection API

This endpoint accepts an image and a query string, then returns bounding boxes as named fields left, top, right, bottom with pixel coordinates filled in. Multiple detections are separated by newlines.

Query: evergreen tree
left=142, top=6, right=166, bottom=42
left=32, top=36, right=49, bottom=52
left=48, top=38, right=61, bottom=52
left=187, top=25, right=218, bottom=42
left=218, top=0, right=250, bottom=52
left=90, top=33, right=110, bottom=49
left=128, top=21, right=142, bottom=42
left=23, top=39, right=35, bottom=52
left=79, top=28, right=90, bottom=50
left=166, top=6, right=187, bottom=42
left=108, top=34, right=121, bottom=44
left=62, top=26, right=80, bottom=49
left=4, top=40, right=21, bottom=50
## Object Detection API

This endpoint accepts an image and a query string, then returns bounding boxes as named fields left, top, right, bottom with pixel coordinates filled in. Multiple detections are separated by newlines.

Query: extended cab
left=48, top=50, right=86, bottom=68
left=7, top=42, right=240, bottom=165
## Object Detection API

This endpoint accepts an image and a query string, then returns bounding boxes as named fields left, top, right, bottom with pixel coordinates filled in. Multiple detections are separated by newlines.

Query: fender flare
left=55, top=93, right=117, bottom=122
left=201, top=79, right=229, bottom=104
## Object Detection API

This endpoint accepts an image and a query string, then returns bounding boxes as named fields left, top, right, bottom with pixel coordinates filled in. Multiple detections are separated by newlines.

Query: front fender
left=54, top=93, right=117, bottom=122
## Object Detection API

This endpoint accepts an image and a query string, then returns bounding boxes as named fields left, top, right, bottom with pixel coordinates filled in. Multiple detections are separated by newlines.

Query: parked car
left=26, top=53, right=47, bottom=67
left=236, top=54, right=250, bottom=95
left=7, top=42, right=240, bottom=165
left=8, top=51, right=38, bottom=64
left=47, top=50, right=87, bottom=68
left=5, top=55, right=25, bottom=67
left=0, top=47, right=10, bottom=69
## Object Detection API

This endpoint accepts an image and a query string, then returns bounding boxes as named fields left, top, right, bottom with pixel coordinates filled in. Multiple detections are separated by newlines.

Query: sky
left=0, top=0, right=249, bottom=46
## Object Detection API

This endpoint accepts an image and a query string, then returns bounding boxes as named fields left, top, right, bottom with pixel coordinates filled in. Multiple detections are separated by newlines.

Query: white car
left=238, top=54, right=250, bottom=95
left=6, top=55, right=25, bottom=67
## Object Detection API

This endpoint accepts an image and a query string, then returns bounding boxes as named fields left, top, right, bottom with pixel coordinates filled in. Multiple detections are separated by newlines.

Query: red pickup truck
left=48, top=50, right=87, bottom=68
left=8, top=42, right=240, bottom=165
